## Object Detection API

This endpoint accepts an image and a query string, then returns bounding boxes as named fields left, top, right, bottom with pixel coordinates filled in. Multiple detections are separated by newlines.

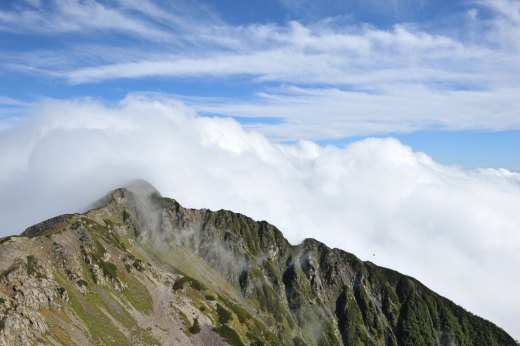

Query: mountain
left=0, top=181, right=516, bottom=346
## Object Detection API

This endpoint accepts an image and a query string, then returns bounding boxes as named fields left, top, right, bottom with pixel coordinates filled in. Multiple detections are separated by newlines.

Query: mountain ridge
left=0, top=181, right=516, bottom=345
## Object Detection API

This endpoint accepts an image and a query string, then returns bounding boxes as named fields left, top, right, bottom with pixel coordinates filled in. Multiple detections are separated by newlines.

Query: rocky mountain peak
left=1, top=182, right=517, bottom=345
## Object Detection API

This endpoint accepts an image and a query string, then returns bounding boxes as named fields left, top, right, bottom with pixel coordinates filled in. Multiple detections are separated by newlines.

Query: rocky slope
left=0, top=181, right=516, bottom=346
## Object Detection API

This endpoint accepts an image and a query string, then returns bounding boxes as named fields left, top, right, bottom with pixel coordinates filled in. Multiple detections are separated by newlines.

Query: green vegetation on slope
left=0, top=184, right=514, bottom=346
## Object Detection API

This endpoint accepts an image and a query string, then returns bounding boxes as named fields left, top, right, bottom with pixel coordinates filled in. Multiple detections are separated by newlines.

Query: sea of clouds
left=0, top=94, right=519, bottom=338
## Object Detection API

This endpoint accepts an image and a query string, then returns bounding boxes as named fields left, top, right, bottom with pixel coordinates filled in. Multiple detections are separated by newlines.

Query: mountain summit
left=0, top=182, right=516, bottom=345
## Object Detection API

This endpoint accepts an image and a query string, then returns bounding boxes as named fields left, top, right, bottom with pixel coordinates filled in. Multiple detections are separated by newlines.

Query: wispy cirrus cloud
left=58, top=22, right=495, bottom=85
left=2, top=1, right=515, bottom=83
left=179, top=85, right=520, bottom=140
left=0, top=96, right=27, bottom=107
left=276, top=0, right=431, bottom=21
left=0, top=96, right=29, bottom=124
left=0, top=0, right=173, bottom=40
left=0, top=0, right=519, bottom=139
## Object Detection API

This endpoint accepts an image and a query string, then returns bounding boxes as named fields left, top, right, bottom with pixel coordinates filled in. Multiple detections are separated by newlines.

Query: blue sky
left=1, top=0, right=520, bottom=169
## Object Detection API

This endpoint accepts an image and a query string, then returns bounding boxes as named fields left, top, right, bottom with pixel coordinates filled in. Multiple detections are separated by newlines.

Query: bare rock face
left=0, top=182, right=517, bottom=346
left=0, top=255, right=64, bottom=346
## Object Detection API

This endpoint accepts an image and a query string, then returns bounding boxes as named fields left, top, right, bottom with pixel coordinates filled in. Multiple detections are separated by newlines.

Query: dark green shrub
left=172, top=276, right=206, bottom=291
left=100, top=261, right=118, bottom=280
left=123, top=209, right=130, bottom=222
left=189, top=318, right=201, bottom=334
left=27, top=255, right=45, bottom=278
left=226, top=301, right=249, bottom=324
left=77, top=279, right=88, bottom=287
left=190, top=279, right=205, bottom=291
left=173, top=277, right=188, bottom=290
left=213, top=325, right=244, bottom=346
left=0, top=236, right=13, bottom=245
left=292, top=336, right=307, bottom=346
left=94, top=239, right=106, bottom=258
left=27, top=255, right=38, bottom=275
left=132, top=259, right=145, bottom=271
left=217, top=304, right=232, bottom=324
left=246, top=331, right=265, bottom=346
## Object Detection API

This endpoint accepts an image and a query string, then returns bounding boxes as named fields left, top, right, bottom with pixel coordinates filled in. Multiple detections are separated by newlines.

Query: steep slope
left=0, top=181, right=516, bottom=346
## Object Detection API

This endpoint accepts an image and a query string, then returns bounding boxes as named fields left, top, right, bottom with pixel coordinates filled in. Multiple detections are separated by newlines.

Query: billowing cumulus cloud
left=0, top=94, right=519, bottom=338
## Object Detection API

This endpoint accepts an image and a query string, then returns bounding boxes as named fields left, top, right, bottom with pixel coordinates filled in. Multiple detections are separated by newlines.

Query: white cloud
left=0, top=96, right=27, bottom=107
left=276, top=0, right=428, bottom=19
left=2, top=1, right=517, bottom=87
left=177, top=85, right=520, bottom=140
left=14, top=11, right=515, bottom=138
left=1, top=1, right=519, bottom=138
left=56, top=22, right=496, bottom=85
left=0, top=0, right=172, bottom=40
left=0, top=94, right=519, bottom=338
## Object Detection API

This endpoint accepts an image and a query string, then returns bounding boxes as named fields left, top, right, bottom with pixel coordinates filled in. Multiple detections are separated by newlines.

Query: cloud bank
left=0, top=95, right=519, bottom=338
